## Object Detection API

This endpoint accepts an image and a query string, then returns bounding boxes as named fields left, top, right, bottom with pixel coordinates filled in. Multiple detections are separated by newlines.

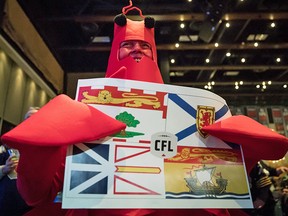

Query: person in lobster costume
left=1, top=3, right=288, bottom=216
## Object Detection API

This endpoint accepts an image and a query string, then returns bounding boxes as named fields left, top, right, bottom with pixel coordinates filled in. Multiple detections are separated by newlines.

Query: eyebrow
left=120, top=41, right=151, bottom=47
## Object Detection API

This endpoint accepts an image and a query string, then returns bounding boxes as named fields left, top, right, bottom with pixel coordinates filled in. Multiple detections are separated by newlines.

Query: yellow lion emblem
left=81, top=90, right=160, bottom=109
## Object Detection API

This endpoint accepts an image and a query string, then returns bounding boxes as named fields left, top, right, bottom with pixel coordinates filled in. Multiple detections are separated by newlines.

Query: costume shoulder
left=1, top=94, right=126, bottom=148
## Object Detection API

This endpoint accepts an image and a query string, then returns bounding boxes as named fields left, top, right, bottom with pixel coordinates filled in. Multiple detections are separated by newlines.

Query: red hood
left=105, top=18, right=163, bottom=84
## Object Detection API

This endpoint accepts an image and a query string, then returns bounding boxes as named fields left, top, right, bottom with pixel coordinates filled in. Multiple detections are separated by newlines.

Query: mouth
left=134, top=58, right=141, bottom=63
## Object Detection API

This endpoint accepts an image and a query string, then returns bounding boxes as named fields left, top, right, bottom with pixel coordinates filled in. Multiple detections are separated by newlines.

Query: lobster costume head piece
left=105, top=2, right=163, bottom=83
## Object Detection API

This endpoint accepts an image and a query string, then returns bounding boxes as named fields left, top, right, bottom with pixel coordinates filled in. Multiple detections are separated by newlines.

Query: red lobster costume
left=2, top=3, right=288, bottom=216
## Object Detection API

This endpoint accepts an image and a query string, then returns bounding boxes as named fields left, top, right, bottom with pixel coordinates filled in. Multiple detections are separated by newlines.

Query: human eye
left=141, top=42, right=151, bottom=49
left=120, top=41, right=132, bottom=48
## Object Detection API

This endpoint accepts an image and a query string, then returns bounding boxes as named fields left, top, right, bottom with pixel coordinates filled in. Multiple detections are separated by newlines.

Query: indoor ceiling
left=7, top=0, right=288, bottom=106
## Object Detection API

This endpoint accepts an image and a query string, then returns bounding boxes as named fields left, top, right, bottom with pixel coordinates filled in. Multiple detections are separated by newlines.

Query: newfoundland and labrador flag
left=62, top=78, right=253, bottom=209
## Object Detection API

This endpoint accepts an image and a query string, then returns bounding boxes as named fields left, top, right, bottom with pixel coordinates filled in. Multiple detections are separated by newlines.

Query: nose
left=132, top=42, right=141, bottom=51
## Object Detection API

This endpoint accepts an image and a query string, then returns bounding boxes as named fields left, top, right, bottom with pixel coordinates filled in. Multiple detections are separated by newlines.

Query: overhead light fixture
left=170, top=72, right=184, bottom=77
left=235, top=81, right=243, bottom=89
left=204, top=81, right=215, bottom=90
left=224, top=71, right=239, bottom=76
left=247, top=34, right=268, bottom=41
left=179, top=35, right=198, bottom=42
left=91, top=36, right=110, bottom=43
left=255, top=34, right=268, bottom=41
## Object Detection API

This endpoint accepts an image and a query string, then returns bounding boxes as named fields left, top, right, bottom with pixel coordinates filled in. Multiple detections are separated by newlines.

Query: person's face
left=119, top=40, right=153, bottom=62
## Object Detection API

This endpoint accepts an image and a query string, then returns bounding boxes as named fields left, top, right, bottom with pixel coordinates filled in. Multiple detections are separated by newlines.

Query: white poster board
left=62, top=78, right=252, bottom=209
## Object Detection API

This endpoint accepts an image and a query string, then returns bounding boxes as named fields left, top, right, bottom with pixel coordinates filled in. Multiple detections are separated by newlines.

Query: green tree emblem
left=114, top=111, right=144, bottom=138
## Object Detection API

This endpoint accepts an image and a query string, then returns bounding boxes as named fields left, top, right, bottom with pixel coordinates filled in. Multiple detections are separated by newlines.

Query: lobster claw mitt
left=202, top=115, right=288, bottom=171
left=1, top=94, right=126, bottom=148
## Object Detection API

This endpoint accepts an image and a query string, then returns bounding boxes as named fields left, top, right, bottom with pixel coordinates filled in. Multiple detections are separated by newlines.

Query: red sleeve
left=16, top=145, right=66, bottom=206
left=1, top=94, right=126, bottom=207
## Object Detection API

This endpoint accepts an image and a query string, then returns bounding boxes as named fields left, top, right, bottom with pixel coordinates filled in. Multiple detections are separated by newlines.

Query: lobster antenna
left=122, top=0, right=145, bottom=18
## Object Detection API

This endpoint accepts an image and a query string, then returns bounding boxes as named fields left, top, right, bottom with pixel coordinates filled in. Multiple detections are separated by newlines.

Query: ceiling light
left=175, top=72, right=184, bottom=76
left=247, top=34, right=255, bottom=41
left=268, top=81, right=272, bottom=85
left=247, top=34, right=268, bottom=41
left=235, top=81, right=242, bottom=89
left=205, top=85, right=212, bottom=90
left=254, top=42, right=259, bottom=47
left=175, top=43, right=180, bottom=48
left=226, top=52, right=231, bottom=57
left=224, top=71, right=239, bottom=76
left=270, top=22, right=276, bottom=28
left=180, top=23, right=185, bottom=29
left=91, top=36, right=110, bottom=43
left=205, top=58, right=210, bottom=63
left=179, top=35, right=198, bottom=42
left=188, top=0, right=192, bottom=2
left=170, top=71, right=184, bottom=77
left=225, top=22, right=230, bottom=28
left=256, top=84, right=260, bottom=88
left=255, top=34, right=268, bottom=41
left=241, top=58, right=246, bottom=63
left=276, top=57, right=281, bottom=62
left=214, top=43, right=219, bottom=47
left=283, top=84, right=287, bottom=88
left=170, top=59, right=175, bottom=64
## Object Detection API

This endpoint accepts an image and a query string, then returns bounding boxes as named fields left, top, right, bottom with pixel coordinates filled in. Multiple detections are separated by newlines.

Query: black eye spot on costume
left=144, top=17, right=155, bottom=29
left=114, top=14, right=155, bottom=30
left=114, top=14, right=127, bottom=26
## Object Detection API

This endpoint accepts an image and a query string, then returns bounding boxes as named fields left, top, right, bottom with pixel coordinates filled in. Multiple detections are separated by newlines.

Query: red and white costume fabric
left=1, top=10, right=288, bottom=216
left=105, top=14, right=163, bottom=84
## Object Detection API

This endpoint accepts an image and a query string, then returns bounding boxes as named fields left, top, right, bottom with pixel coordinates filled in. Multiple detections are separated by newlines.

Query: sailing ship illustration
left=184, top=165, right=228, bottom=197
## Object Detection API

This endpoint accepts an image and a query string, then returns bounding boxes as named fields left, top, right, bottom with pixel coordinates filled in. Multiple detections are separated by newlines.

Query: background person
left=0, top=107, right=39, bottom=215
left=0, top=143, right=31, bottom=215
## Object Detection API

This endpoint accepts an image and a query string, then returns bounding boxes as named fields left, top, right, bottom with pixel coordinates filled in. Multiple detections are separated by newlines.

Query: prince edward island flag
left=62, top=78, right=253, bottom=209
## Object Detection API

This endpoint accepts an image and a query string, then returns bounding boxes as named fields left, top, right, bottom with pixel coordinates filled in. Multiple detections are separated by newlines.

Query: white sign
left=62, top=78, right=252, bottom=209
